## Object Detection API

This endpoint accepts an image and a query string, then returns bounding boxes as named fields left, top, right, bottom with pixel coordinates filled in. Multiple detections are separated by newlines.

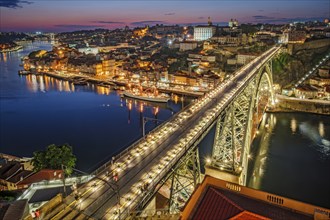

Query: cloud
left=198, top=16, right=205, bottom=20
left=253, top=15, right=275, bottom=20
left=91, top=21, right=125, bottom=24
left=164, top=12, right=175, bottom=16
left=252, top=16, right=325, bottom=24
left=258, top=10, right=264, bottom=12
left=130, top=20, right=165, bottom=26
left=54, top=24, right=105, bottom=29
left=0, top=0, right=33, bottom=9
left=181, top=21, right=227, bottom=26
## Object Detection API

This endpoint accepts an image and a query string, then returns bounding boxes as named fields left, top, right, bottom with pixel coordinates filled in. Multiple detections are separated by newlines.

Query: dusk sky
left=1, top=0, right=329, bottom=32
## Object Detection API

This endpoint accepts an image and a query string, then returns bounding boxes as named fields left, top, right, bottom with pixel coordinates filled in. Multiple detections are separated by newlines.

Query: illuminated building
left=78, top=47, right=99, bottom=55
left=282, top=30, right=307, bottom=44
left=194, top=26, right=216, bottom=41
left=133, top=26, right=148, bottom=37
left=229, top=18, right=239, bottom=28
left=194, top=17, right=216, bottom=41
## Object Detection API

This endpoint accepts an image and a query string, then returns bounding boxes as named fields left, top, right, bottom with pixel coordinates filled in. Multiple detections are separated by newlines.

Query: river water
left=1, top=42, right=329, bottom=208
left=247, top=113, right=330, bottom=208
left=0, top=42, right=190, bottom=172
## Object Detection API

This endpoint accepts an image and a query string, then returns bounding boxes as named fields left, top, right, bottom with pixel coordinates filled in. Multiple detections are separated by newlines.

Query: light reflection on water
left=248, top=113, right=330, bottom=208
left=0, top=41, right=192, bottom=173
left=299, top=121, right=330, bottom=157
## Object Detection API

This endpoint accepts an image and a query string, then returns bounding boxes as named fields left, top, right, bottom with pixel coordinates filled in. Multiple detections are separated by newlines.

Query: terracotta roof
left=18, top=169, right=63, bottom=186
left=230, top=211, right=270, bottom=220
left=182, top=176, right=315, bottom=220
left=210, top=186, right=312, bottom=220
left=192, top=187, right=243, bottom=219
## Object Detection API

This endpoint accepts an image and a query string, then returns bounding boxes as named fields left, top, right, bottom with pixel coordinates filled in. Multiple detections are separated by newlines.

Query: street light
left=142, top=117, right=164, bottom=137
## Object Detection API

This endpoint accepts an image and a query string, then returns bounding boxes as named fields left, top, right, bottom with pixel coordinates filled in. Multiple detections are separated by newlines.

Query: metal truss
left=129, top=60, right=275, bottom=217
left=169, top=147, right=201, bottom=213
left=211, top=61, right=274, bottom=185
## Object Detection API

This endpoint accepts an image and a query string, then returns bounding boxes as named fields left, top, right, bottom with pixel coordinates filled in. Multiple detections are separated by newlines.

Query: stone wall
left=288, top=38, right=330, bottom=55
left=275, top=98, right=330, bottom=115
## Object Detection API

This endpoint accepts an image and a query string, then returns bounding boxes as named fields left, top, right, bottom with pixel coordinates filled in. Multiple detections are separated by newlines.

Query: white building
left=194, top=26, right=216, bottom=41
left=228, top=19, right=239, bottom=28
left=78, top=47, right=99, bottom=55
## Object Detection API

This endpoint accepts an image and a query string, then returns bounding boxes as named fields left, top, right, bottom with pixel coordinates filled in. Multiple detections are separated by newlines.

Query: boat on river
left=122, top=90, right=170, bottom=103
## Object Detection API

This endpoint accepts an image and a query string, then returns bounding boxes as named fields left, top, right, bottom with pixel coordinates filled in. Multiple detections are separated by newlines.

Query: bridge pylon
left=169, top=146, right=201, bottom=213
left=207, top=60, right=275, bottom=186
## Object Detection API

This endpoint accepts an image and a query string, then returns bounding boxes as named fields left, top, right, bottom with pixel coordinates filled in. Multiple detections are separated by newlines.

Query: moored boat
left=18, top=70, right=30, bottom=75
left=122, top=91, right=170, bottom=103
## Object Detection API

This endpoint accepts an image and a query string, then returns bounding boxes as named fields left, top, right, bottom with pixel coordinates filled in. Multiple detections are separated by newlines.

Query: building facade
left=194, top=26, right=216, bottom=41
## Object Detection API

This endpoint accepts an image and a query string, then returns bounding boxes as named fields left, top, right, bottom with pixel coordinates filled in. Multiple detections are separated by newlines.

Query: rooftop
left=18, top=169, right=63, bottom=186
left=181, top=175, right=330, bottom=220
left=0, top=199, right=28, bottom=220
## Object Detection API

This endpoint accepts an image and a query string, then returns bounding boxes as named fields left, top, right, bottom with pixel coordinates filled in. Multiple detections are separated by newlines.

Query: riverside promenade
left=28, top=71, right=205, bottom=97
left=267, top=94, right=330, bottom=115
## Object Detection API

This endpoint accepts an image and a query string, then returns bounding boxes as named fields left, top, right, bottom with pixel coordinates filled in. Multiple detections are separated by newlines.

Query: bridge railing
left=17, top=175, right=93, bottom=201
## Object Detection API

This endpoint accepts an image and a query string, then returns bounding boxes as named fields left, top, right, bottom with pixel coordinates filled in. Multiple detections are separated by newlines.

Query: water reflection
left=247, top=113, right=330, bottom=208
left=1, top=52, right=8, bottom=62
left=25, top=74, right=117, bottom=95
left=248, top=113, right=276, bottom=189
left=95, top=85, right=110, bottom=95
left=249, top=114, right=329, bottom=190
left=290, top=118, right=297, bottom=133
left=25, top=75, right=75, bottom=93
left=319, top=122, right=325, bottom=137
left=299, top=121, right=330, bottom=155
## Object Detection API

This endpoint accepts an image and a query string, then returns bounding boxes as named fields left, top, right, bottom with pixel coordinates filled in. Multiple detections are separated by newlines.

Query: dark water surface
left=0, top=42, right=189, bottom=172
left=247, top=113, right=330, bottom=208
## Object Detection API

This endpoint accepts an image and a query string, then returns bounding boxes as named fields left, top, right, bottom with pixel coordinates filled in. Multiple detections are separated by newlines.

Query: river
left=0, top=42, right=190, bottom=172
left=247, top=113, right=330, bottom=208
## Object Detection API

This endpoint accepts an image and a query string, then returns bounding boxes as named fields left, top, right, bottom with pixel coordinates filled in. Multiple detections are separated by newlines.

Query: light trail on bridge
left=50, top=45, right=281, bottom=220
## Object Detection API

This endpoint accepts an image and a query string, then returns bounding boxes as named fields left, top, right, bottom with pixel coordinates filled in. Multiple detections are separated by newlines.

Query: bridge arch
left=210, top=60, right=274, bottom=185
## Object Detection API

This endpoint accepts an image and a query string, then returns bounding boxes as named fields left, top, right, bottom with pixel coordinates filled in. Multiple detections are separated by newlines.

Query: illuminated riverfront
left=1, top=1, right=330, bottom=219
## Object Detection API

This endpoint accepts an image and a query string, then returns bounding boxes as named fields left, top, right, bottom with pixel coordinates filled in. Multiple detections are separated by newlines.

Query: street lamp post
left=142, top=117, right=164, bottom=137
left=61, top=164, right=67, bottom=197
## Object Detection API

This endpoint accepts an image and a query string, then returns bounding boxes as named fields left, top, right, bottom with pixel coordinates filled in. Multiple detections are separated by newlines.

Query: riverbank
left=0, top=45, right=23, bottom=53
left=23, top=70, right=204, bottom=97
left=266, top=94, right=330, bottom=115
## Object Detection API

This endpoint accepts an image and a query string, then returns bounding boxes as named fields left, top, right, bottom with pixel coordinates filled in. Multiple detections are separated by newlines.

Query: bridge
left=46, top=46, right=282, bottom=220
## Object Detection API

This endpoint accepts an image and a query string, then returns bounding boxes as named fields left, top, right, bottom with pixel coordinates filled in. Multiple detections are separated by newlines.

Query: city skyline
left=1, top=0, right=329, bottom=32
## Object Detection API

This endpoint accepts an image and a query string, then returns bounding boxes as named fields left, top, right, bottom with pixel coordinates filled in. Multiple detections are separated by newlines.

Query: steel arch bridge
left=210, top=59, right=275, bottom=186
left=46, top=46, right=282, bottom=220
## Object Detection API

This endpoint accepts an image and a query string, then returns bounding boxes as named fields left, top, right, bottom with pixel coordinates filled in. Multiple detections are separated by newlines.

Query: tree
left=32, top=144, right=77, bottom=175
